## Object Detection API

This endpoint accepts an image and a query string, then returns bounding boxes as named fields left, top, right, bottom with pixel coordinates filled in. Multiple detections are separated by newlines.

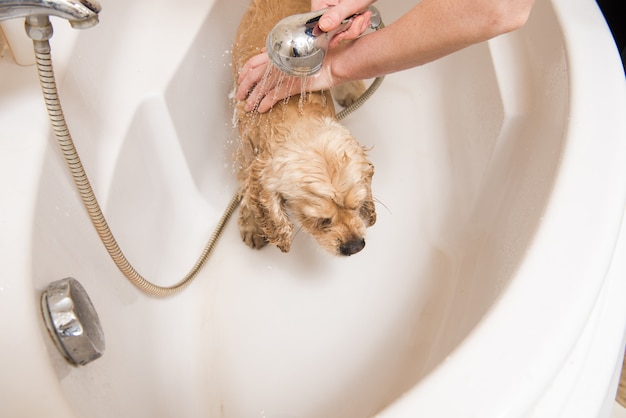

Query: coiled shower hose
left=31, top=18, right=382, bottom=297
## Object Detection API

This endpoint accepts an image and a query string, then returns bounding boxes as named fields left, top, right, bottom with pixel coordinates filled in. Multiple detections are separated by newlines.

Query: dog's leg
left=238, top=201, right=269, bottom=249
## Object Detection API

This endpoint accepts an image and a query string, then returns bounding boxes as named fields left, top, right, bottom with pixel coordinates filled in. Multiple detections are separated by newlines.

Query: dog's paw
left=239, top=220, right=268, bottom=249
left=276, top=240, right=291, bottom=253
left=332, top=80, right=367, bottom=108
left=238, top=206, right=268, bottom=249
left=241, top=228, right=269, bottom=249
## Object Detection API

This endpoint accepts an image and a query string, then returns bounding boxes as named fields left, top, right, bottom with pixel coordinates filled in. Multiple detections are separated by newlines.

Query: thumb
left=319, top=12, right=340, bottom=32
left=318, top=0, right=375, bottom=32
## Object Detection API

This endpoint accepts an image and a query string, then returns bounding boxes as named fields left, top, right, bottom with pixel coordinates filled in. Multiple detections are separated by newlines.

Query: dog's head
left=251, top=117, right=376, bottom=255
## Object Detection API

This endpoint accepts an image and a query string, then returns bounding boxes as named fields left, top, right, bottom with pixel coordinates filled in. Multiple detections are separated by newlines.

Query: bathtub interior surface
left=1, top=0, right=591, bottom=416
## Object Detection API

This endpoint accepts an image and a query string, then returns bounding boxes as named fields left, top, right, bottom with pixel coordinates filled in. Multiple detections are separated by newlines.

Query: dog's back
left=232, top=0, right=337, bottom=161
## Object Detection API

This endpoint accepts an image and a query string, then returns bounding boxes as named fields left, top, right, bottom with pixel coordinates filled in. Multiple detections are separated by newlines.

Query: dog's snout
left=339, top=238, right=365, bottom=256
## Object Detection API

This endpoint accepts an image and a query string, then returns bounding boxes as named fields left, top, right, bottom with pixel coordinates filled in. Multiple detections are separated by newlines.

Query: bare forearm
left=331, top=0, right=534, bottom=83
left=236, top=0, right=535, bottom=112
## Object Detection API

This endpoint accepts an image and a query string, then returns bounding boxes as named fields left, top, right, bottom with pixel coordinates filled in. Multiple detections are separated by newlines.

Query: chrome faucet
left=0, top=0, right=101, bottom=29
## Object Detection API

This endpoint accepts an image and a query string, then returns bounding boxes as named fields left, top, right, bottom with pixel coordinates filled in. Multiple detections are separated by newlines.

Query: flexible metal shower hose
left=32, top=37, right=382, bottom=297
left=33, top=39, right=240, bottom=297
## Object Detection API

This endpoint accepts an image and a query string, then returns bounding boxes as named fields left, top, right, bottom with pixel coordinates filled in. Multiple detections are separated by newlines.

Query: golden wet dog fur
left=232, top=0, right=376, bottom=256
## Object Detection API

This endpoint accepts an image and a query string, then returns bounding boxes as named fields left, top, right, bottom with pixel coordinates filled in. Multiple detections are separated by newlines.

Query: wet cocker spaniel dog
left=232, top=0, right=376, bottom=256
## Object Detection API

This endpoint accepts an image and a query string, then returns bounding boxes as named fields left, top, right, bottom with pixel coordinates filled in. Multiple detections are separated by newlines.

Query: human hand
left=313, top=0, right=377, bottom=47
left=236, top=49, right=336, bottom=113
left=236, top=0, right=377, bottom=113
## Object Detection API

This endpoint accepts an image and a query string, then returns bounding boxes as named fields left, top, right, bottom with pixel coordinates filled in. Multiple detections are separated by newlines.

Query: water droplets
left=248, top=63, right=321, bottom=114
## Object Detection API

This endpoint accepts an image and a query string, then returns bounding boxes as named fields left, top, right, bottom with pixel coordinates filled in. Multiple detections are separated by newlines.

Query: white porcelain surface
left=1, top=0, right=625, bottom=417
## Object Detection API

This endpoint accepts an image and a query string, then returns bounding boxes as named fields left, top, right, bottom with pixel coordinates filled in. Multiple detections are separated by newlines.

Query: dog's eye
left=316, top=218, right=333, bottom=229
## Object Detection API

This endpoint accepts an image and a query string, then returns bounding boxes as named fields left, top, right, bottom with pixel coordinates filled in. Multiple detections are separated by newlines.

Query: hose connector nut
left=25, top=15, right=53, bottom=41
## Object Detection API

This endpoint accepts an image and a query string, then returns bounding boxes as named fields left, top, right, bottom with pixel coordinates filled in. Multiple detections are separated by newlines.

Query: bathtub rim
left=1, top=0, right=625, bottom=415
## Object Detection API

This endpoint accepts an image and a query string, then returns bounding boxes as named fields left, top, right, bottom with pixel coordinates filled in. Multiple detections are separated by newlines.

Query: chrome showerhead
left=266, top=6, right=381, bottom=77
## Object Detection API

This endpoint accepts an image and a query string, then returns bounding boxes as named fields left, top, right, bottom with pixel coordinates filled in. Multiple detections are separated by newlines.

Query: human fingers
left=254, top=86, right=293, bottom=113
left=236, top=52, right=271, bottom=101
left=246, top=63, right=335, bottom=113
left=318, top=0, right=376, bottom=32
left=328, top=10, right=372, bottom=47
left=246, top=71, right=303, bottom=112
left=311, top=0, right=338, bottom=12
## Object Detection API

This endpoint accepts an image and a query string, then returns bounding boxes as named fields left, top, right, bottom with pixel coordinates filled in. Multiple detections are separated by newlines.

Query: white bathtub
left=1, top=0, right=625, bottom=416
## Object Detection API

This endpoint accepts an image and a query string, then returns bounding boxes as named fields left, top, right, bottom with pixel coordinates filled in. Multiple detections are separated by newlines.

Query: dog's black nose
left=339, top=238, right=365, bottom=256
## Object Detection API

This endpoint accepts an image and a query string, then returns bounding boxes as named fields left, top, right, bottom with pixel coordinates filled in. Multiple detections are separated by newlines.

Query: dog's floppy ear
left=257, top=189, right=293, bottom=252
left=247, top=159, right=294, bottom=252
left=361, top=163, right=377, bottom=227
